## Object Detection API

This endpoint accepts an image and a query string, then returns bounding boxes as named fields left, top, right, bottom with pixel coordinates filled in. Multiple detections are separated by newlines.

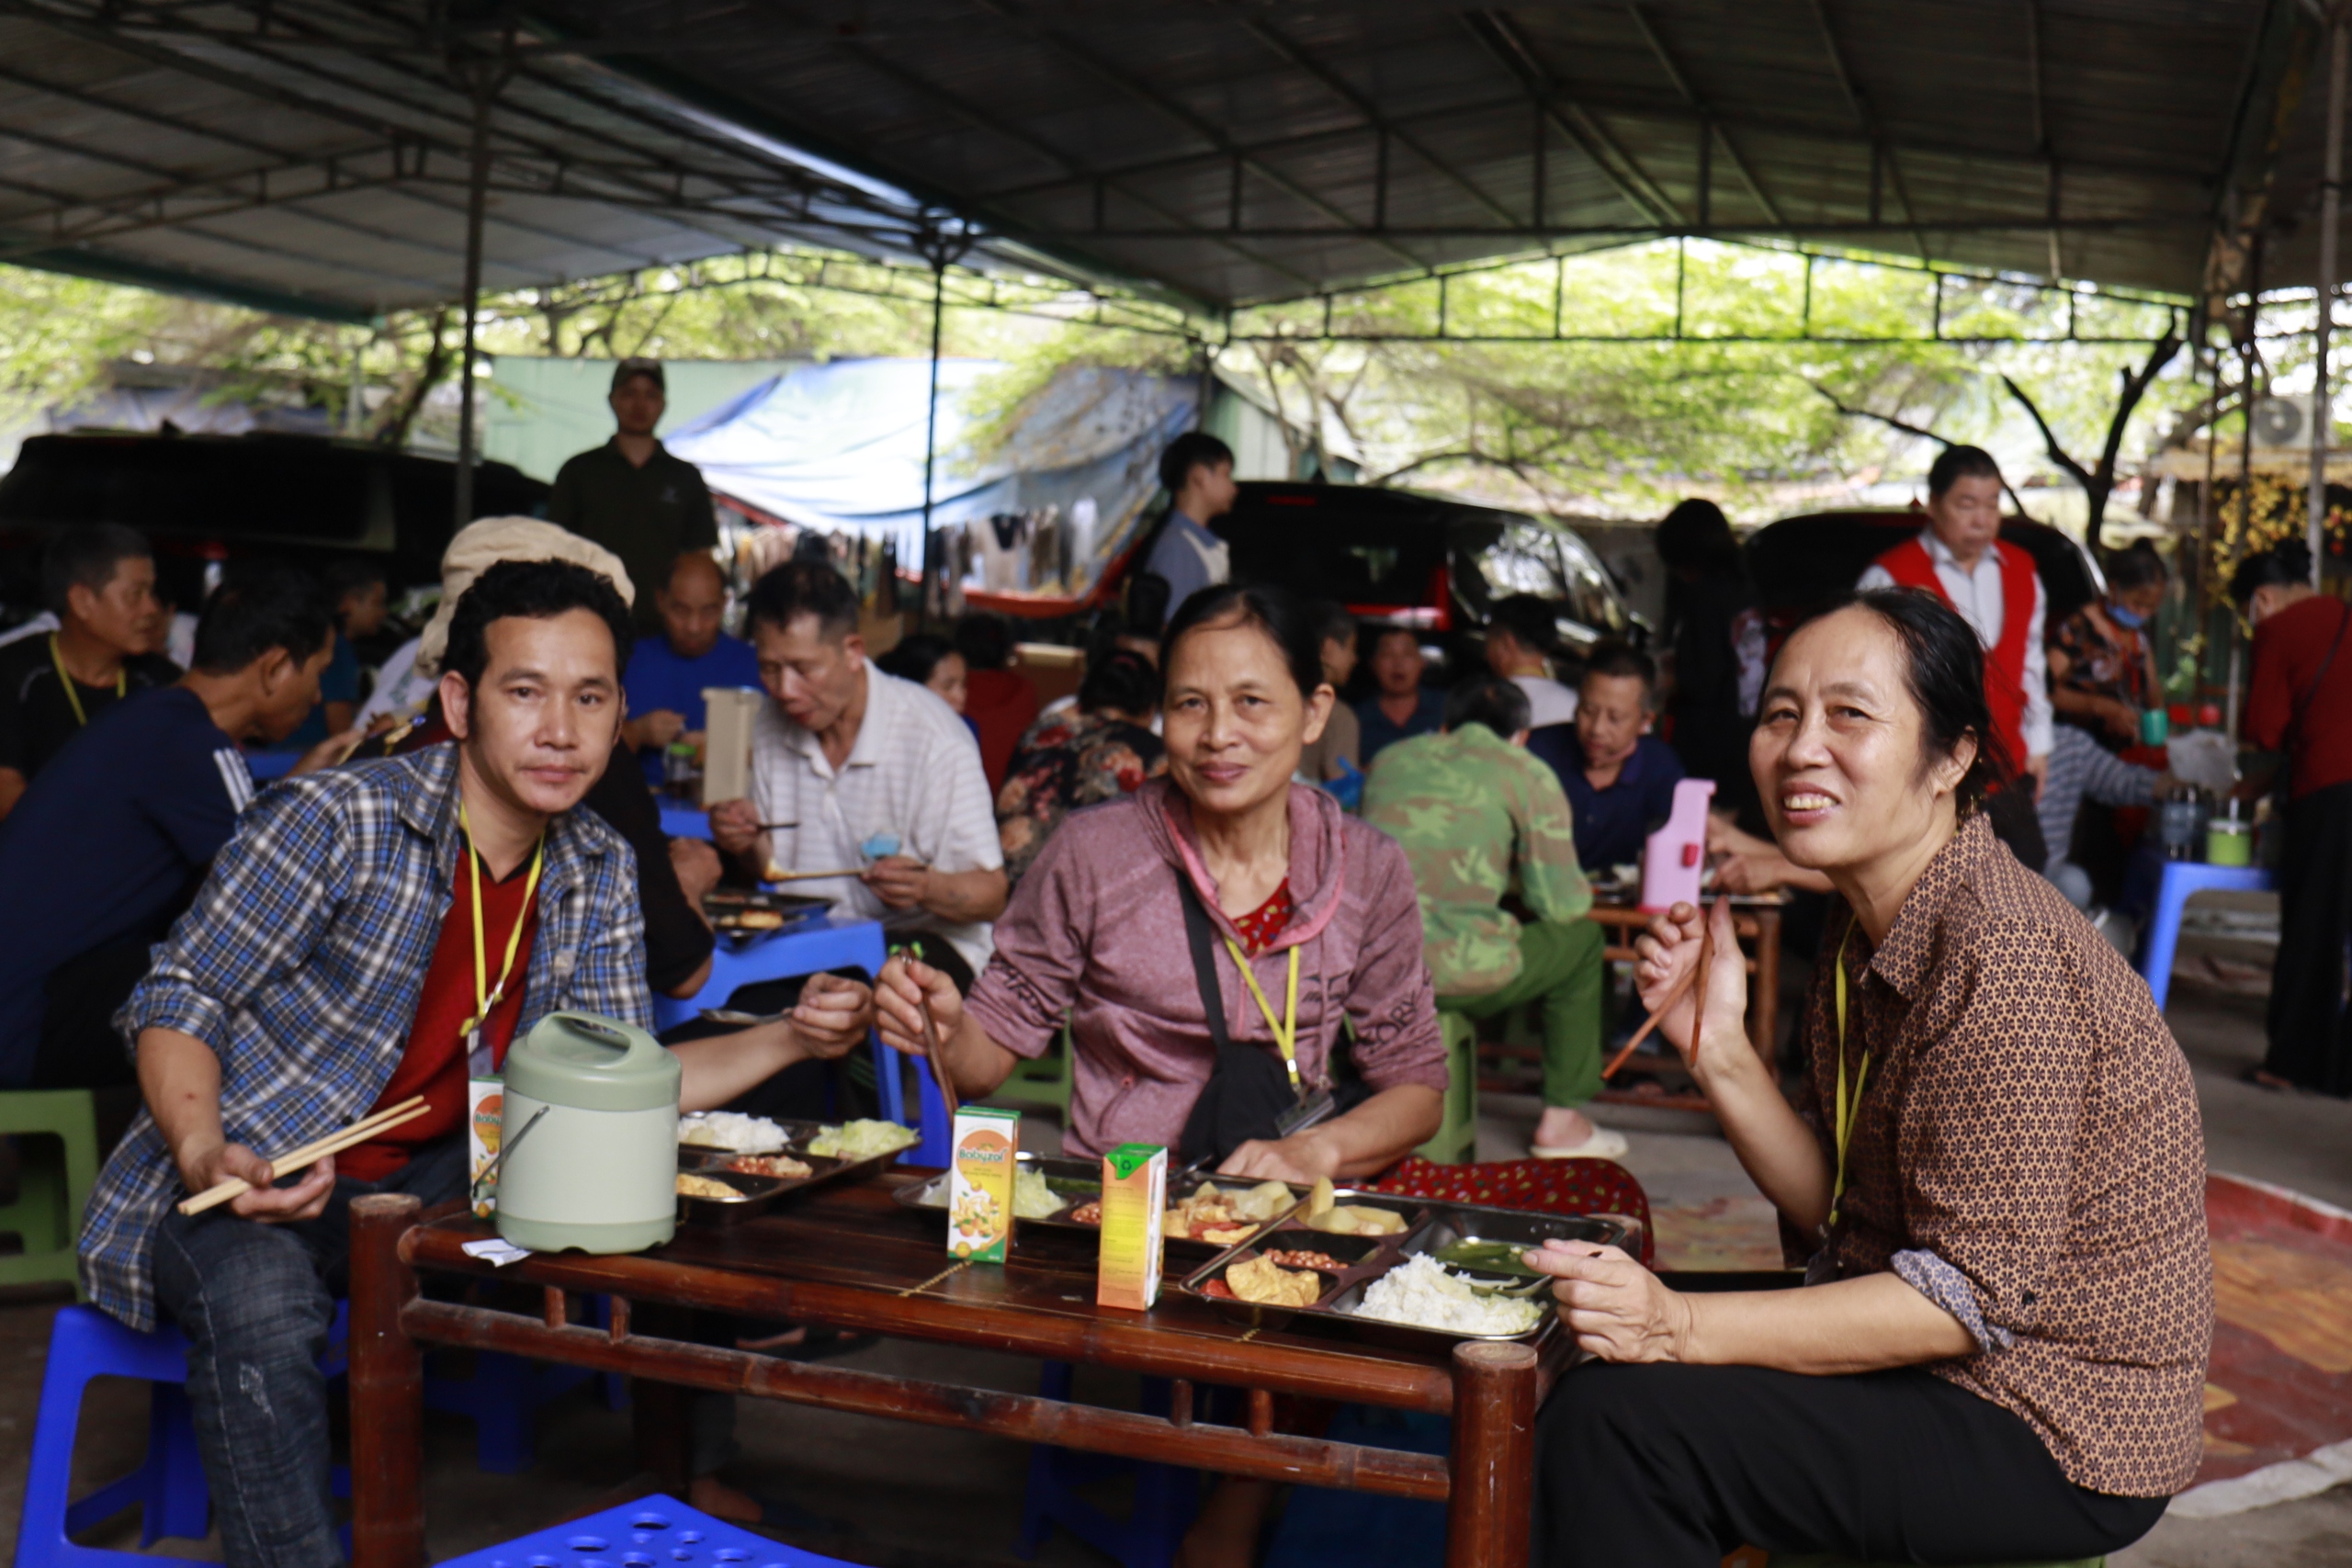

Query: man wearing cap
left=548, top=358, right=720, bottom=631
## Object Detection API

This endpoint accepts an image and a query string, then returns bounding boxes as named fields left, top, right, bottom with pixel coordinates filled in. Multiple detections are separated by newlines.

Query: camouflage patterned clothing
left=1363, top=723, right=1592, bottom=994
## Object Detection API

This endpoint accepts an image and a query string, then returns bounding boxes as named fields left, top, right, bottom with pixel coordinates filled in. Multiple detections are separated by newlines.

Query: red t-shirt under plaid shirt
left=337, top=852, right=539, bottom=1181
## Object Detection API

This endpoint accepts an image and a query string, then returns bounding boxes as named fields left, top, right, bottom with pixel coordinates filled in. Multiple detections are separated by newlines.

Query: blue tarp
left=664, top=356, right=1200, bottom=603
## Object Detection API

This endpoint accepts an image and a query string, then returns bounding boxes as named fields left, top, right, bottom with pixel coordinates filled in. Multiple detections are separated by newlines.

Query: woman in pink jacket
left=875, top=582, right=1448, bottom=1184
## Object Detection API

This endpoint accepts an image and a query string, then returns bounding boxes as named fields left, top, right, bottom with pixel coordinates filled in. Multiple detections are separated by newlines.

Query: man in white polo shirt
left=709, top=560, right=1007, bottom=981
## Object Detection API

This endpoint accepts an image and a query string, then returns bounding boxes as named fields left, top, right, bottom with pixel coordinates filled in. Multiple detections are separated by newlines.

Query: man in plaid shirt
left=80, top=558, right=873, bottom=1568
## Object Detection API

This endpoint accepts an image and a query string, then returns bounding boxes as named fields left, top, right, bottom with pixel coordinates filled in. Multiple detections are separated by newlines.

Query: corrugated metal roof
left=0, top=0, right=2324, bottom=319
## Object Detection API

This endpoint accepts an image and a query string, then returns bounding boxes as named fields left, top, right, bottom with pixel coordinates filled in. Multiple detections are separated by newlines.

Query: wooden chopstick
left=176, top=1097, right=432, bottom=1215
left=916, top=989, right=960, bottom=1121
left=1602, top=900, right=1716, bottom=1082
left=766, top=867, right=871, bottom=882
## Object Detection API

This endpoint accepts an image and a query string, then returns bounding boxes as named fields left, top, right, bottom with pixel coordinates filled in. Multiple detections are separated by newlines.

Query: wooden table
left=348, top=1177, right=1569, bottom=1568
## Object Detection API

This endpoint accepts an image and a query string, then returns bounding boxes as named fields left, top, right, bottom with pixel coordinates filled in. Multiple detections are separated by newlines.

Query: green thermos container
left=495, top=1012, right=680, bottom=1255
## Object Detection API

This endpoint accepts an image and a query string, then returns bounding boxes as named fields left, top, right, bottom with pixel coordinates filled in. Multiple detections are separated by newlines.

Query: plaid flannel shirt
left=80, top=743, right=651, bottom=1330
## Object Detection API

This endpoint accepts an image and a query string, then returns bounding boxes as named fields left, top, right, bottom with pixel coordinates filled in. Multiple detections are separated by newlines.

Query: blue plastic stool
left=421, top=1293, right=628, bottom=1475
left=435, top=1494, right=869, bottom=1568
left=651, top=917, right=948, bottom=1166
left=659, top=804, right=713, bottom=840
left=2135, top=862, right=2275, bottom=1012
left=1016, top=1363, right=1197, bottom=1568
left=16, top=1303, right=348, bottom=1568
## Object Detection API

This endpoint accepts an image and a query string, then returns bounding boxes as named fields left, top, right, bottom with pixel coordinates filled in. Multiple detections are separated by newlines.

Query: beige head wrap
left=414, top=517, right=634, bottom=679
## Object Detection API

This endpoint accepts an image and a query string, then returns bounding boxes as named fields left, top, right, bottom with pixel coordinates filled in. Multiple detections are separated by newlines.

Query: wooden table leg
left=1445, top=1340, right=1538, bottom=1568
left=349, top=1194, right=425, bottom=1568
left=629, top=1302, right=696, bottom=1494
left=1749, top=905, right=1781, bottom=1070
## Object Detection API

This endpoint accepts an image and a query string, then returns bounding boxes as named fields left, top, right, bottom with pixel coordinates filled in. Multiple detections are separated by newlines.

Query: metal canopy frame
left=0, top=0, right=2323, bottom=325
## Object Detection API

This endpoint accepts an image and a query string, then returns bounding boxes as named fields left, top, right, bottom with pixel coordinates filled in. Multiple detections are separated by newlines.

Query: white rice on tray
left=678, top=1111, right=787, bottom=1154
left=1349, top=1253, right=1544, bottom=1336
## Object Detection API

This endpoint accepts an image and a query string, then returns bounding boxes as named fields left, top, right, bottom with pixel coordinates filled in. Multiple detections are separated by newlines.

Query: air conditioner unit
left=2251, top=394, right=2317, bottom=448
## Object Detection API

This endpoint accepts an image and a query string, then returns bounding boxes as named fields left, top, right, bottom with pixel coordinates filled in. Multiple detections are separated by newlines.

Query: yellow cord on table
left=49, top=634, right=123, bottom=728
left=1829, top=922, right=1867, bottom=1228
left=458, top=801, right=545, bottom=1073
left=1225, top=938, right=1303, bottom=1091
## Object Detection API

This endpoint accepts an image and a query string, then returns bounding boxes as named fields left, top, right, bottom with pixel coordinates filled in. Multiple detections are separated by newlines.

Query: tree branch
left=1808, top=381, right=2035, bottom=518
left=1996, top=374, right=2095, bottom=494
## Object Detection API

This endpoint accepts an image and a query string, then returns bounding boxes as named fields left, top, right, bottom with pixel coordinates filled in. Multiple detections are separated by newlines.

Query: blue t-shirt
left=1357, top=687, right=1447, bottom=769
left=1526, top=726, right=1687, bottom=872
left=286, top=632, right=361, bottom=748
left=623, top=631, right=763, bottom=786
left=0, top=686, right=254, bottom=1085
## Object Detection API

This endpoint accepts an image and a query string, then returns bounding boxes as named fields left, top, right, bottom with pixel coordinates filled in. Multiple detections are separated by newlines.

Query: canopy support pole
left=2312, top=10, right=2346, bottom=584
left=913, top=223, right=972, bottom=629
left=921, top=254, right=944, bottom=627
left=453, top=30, right=514, bottom=534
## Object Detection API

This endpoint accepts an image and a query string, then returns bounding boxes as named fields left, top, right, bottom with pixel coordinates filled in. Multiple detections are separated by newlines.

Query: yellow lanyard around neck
left=458, top=801, right=546, bottom=1041
left=1224, top=937, right=1303, bottom=1091
left=1829, top=922, right=1868, bottom=1229
left=50, top=634, right=123, bottom=728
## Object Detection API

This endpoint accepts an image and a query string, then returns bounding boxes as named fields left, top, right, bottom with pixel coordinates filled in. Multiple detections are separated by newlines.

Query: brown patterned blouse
left=1797, top=812, right=2212, bottom=1496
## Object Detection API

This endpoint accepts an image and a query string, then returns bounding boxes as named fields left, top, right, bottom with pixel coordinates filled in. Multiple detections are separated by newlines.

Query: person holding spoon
left=1522, top=587, right=2209, bottom=1568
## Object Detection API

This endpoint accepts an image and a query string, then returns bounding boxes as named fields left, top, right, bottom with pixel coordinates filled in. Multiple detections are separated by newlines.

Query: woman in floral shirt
left=994, top=649, right=1165, bottom=886
left=2048, top=542, right=2165, bottom=749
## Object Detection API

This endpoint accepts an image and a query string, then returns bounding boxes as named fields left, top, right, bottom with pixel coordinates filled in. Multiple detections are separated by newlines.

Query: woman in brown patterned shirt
left=1527, top=588, right=2211, bottom=1568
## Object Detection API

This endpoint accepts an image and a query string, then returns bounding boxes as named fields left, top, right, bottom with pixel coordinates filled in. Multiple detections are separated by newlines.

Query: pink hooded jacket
left=965, top=775, right=1448, bottom=1158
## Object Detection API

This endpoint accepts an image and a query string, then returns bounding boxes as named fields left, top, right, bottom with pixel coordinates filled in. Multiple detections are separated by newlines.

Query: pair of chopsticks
left=1601, top=899, right=1717, bottom=1081
left=175, top=1096, right=433, bottom=1215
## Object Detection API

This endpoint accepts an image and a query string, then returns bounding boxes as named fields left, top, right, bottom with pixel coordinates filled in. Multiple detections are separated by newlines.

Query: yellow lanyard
left=1224, top=937, right=1303, bottom=1091
left=458, top=802, right=545, bottom=1043
left=1829, top=923, right=1868, bottom=1228
left=49, top=634, right=123, bottom=728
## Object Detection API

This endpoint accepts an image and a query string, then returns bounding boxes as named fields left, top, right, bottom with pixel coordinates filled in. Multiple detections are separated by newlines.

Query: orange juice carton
left=1096, top=1143, right=1168, bottom=1310
left=948, top=1106, right=1021, bottom=1261
left=468, top=1077, right=503, bottom=1219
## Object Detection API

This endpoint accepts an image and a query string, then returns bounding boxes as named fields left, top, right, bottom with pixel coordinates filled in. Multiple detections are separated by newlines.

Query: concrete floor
left=3, top=935, right=2347, bottom=1567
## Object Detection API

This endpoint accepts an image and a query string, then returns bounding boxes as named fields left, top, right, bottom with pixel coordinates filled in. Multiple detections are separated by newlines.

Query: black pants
left=1534, top=1363, right=2166, bottom=1568
left=30, top=940, right=152, bottom=1089
left=2267, top=779, right=2352, bottom=1094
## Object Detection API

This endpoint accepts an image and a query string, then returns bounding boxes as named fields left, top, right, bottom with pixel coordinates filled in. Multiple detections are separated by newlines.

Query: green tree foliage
left=0, top=240, right=2218, bottom=541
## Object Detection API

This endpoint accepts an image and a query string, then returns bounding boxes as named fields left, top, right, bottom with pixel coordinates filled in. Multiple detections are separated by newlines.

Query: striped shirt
left=80, top=743, right=652, bottom=1330
left=2034, top=724, right=2158, bottom=874
left=749, top=661, right=1003, bottom=970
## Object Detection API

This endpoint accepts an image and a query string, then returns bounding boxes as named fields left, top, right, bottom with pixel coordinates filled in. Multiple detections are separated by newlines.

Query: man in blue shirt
left=0, top=562, right=340, bottom=1089
left=1529, top=641, right=1687, bottom=872
left=1138, top=432, right=1237, bottom=624
left=1358, top=626, right=1446, bottom=768
left=622, top=549, right=761, bottom=788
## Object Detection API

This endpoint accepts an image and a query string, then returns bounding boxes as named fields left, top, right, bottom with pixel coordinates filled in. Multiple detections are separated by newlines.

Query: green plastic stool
left=0, top=1089, right=99, bottom=1295
left=991, top=1021, right=1076, bottom=1119
left=1415, top=1012, right=1478, bottom=1164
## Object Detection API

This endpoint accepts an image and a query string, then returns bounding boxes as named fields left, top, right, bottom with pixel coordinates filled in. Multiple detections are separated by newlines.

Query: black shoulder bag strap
left=1174, top=873, right=1299, bottom=1166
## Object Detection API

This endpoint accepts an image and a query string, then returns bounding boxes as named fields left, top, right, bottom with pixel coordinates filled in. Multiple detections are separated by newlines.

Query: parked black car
left=1195, top=480, right=1637, bottom=677
left=0, top=431, right=548, bottom=626
left=1745, top=507, right=2105, bottom=647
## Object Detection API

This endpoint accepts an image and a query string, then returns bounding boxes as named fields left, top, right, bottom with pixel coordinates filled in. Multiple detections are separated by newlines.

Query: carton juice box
left=1095, top=1143, right=1167, bottom=1310
left=948, top=1106, right=1021, bottom=1261
left=467, top=1077, right=503, bottom=1218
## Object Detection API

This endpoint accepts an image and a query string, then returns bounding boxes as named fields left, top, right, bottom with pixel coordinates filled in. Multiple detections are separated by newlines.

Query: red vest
left=1872, top=535, right=2038, bottom=772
